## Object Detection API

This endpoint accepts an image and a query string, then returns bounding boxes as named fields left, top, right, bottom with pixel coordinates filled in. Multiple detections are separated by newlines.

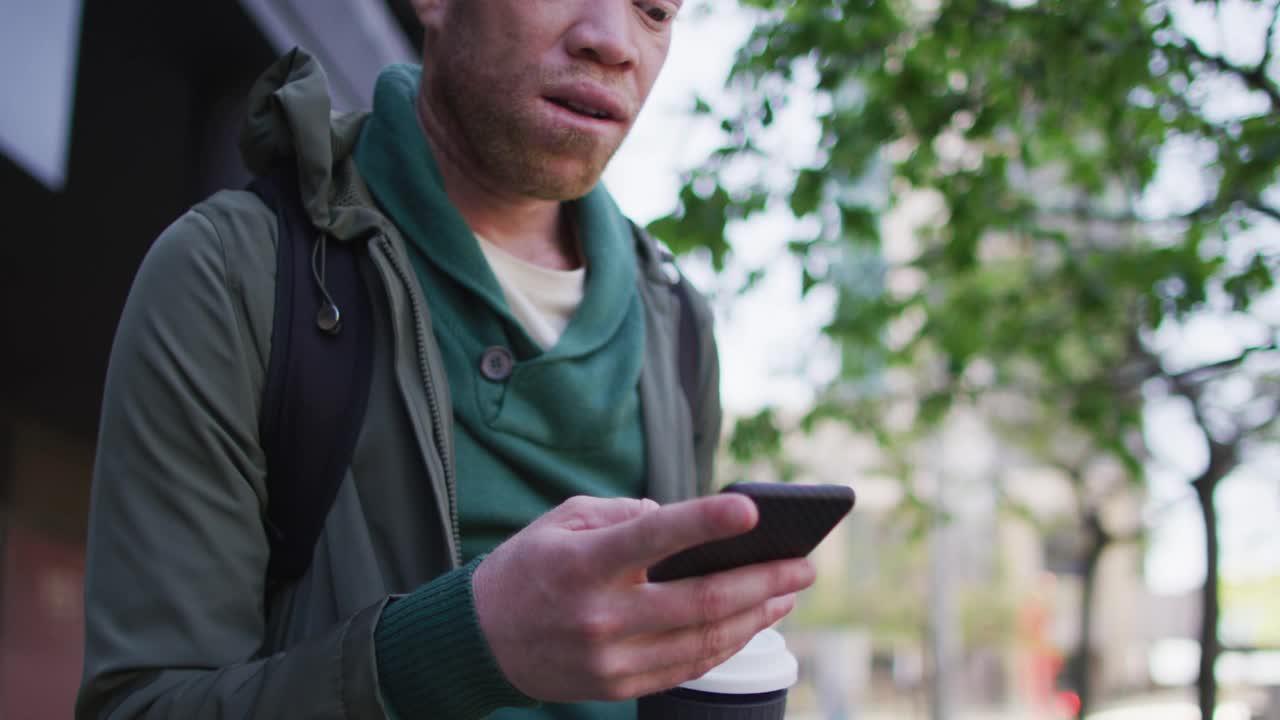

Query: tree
left=990, top=383, right=1146, bottom=716
left=660, top=0, right=1280, bottom=716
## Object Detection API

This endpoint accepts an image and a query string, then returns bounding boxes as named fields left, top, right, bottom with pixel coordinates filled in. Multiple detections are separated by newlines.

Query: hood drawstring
left=312, top=233, right=343, bottom=335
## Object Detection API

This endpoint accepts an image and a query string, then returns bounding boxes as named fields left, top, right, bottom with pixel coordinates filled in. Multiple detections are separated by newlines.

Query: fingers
left=586, top=494, right=758, bottom=575
left=473, top=494, right=811, bottom=705
left=595, top=594, right=798, bottom=701
left=603, top=644, right=741, bottom=702
left=620, top=558, right=815, bottom=636
left=548, top=495, right=661, bottom=532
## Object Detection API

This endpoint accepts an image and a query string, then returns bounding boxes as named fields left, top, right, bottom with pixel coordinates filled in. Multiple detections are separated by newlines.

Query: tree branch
left=1169, top=341, right=1280, bottom=385
left=1041, top=202, right=1214, bottom=227
left=1040, top=194, right=1279, bottom=228
left=1262, top=0, right=1280, bottom=78
left=1181, top=34, right=1280, bottom=110
left=993, top=485, right=1046, bottom=532
left=1246, top=199, right=1280, bottom=225
left=1100, top=476, right=1144, bottom=509
left=1240, top=395, right=1280, bottom=439
left=1155, top=344, right=1249, bottom=482
left=1099, top=526, right=1145, bottom=546
left=1166, top=372, right=1241, bottom=486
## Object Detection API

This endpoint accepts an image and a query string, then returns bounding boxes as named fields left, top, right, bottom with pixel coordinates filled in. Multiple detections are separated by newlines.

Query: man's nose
left=564, top=0, right=637, bottom=68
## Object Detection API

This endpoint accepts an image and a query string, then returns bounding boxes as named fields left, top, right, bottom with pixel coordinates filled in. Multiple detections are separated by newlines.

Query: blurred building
left=0, top=2, right=420, bottom=716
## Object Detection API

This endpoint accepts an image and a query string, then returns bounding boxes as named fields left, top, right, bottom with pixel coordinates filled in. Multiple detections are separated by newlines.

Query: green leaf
left=801, top=267, right=819, bottom=296
left=789, top=168, right=826, bottom=218
left=728, top=408, right=783, bottom=464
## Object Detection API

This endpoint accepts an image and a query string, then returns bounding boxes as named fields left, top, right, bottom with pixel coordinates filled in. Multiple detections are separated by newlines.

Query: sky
left=605, top=0, right=1280, bottom=602
left=606, top=0, right=839, bottom=417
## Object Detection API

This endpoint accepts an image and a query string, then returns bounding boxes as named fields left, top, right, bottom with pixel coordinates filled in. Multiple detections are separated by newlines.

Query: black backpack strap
left=249, top=170, right=375, bottom=583
left=629, top=221, right=702, bottom=418
left=670, top=277, right=701, bottom=415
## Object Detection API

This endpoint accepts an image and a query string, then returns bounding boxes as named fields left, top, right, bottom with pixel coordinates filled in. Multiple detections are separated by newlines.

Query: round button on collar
left=480, top=346, right=515, bottom=382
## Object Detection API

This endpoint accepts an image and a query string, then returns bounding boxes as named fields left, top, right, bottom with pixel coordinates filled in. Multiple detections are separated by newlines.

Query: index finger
left=585, top=494, right=758, bottom=576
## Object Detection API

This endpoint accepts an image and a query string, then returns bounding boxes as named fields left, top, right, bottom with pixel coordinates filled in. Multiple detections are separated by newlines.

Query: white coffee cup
left=637, top=628, right=798, bottom=719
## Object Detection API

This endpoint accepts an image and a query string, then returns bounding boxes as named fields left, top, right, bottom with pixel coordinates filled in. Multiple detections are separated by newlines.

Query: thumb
left=548, top=496, right=661, bottom=532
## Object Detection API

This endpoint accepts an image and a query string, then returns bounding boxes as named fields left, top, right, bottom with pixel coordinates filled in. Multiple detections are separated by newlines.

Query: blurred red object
left=1018, top=576, right=1066, bottom=710
left=1, top=525, right=85, bottom=720
left=1055, top=690, right=1083, bottom=718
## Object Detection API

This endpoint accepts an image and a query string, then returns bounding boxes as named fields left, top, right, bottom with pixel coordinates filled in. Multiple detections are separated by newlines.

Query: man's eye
left=640, top=4, right=673, bottom=23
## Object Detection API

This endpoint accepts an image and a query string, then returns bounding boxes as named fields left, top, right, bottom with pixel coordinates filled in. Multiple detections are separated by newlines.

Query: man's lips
left=542, top=83, right=629, bottom=124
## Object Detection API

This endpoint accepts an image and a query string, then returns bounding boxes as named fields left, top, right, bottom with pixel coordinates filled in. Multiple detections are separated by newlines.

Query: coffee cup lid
left=679, top=627, right=798, bottom=695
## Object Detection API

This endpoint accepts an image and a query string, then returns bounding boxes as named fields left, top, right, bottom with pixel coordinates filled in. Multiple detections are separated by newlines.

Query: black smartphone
left=647, top=482, right=856, bottom=582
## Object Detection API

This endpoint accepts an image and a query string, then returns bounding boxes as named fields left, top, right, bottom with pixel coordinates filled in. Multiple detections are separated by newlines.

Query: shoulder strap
left=670, top=277, right=701, bottom=415
left=629, top=221, right=702, bottom=419
left=249, top=170, right=375, bottom=583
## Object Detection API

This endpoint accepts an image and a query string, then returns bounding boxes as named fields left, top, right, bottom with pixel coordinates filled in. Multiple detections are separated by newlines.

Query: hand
left=471, top=494, right=816, bottom=703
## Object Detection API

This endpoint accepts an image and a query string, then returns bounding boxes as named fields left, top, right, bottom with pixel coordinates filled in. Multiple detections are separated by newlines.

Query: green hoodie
left=77, top=49, right=722, bottom=720
left=355, top=64, right=647, bottom=565
left=356, top=63, right=648, bottom=720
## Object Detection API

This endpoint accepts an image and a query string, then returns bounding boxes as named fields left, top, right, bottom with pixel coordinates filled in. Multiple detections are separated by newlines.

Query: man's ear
left=411, top=0, right=445, bottom=28
left=411, top=0, right=447, bottom=50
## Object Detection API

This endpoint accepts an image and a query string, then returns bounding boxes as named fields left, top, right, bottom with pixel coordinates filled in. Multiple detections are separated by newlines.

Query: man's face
left=417, top=0, right=679, bottom=200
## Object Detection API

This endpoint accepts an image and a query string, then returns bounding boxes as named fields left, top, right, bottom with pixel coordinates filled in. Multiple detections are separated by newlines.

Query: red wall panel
left=2, top=526, right=85, bottom=719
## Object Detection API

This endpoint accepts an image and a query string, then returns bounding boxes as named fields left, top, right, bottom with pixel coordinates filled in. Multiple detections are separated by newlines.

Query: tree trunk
left=1073, top=515, right=1105, bottom=718
left=1195, top=476, right=1220, bottom=720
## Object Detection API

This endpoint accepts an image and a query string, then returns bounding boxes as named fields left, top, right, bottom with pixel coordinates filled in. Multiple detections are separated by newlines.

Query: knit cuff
left=375, top=556, right=537, bottom=719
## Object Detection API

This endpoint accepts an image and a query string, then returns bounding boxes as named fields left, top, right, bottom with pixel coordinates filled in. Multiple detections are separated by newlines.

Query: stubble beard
left=439, top=59, right=622, bottom=201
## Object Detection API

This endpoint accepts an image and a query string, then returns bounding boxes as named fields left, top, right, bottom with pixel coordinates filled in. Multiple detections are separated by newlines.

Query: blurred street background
left=1, top=0, right=1277, bottom=718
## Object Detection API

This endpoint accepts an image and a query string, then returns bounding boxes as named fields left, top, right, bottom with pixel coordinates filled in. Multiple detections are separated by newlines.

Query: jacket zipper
left=376, top=235, right=463, bottom=568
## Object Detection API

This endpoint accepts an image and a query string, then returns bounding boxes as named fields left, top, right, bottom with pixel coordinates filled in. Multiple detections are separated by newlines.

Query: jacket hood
left=239, top=49, right=383, bottom=242
left=238, top=49, right=680, bottom=287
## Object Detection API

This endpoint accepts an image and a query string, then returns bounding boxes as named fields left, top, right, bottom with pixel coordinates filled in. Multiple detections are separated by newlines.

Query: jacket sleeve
left=685, top=284, right=722, bottom=498
left=76, top=207, right=393, bottom=719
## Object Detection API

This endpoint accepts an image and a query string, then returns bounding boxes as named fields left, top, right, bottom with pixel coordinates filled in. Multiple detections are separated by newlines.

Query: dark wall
left=0, top=6, right=416, bottom=713
left=386, top=0, right=426, bottom=54
left=0, top=10, right=277, bottom=705
left=0, top=0, right=276, bottom=444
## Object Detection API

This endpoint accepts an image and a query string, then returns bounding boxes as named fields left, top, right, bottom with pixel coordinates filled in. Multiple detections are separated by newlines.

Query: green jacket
left=77, top=50, right=721, bottom=719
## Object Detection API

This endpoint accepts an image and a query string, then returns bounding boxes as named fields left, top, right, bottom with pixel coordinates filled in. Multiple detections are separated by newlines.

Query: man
left=77, top=1, right=815, bottom=718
